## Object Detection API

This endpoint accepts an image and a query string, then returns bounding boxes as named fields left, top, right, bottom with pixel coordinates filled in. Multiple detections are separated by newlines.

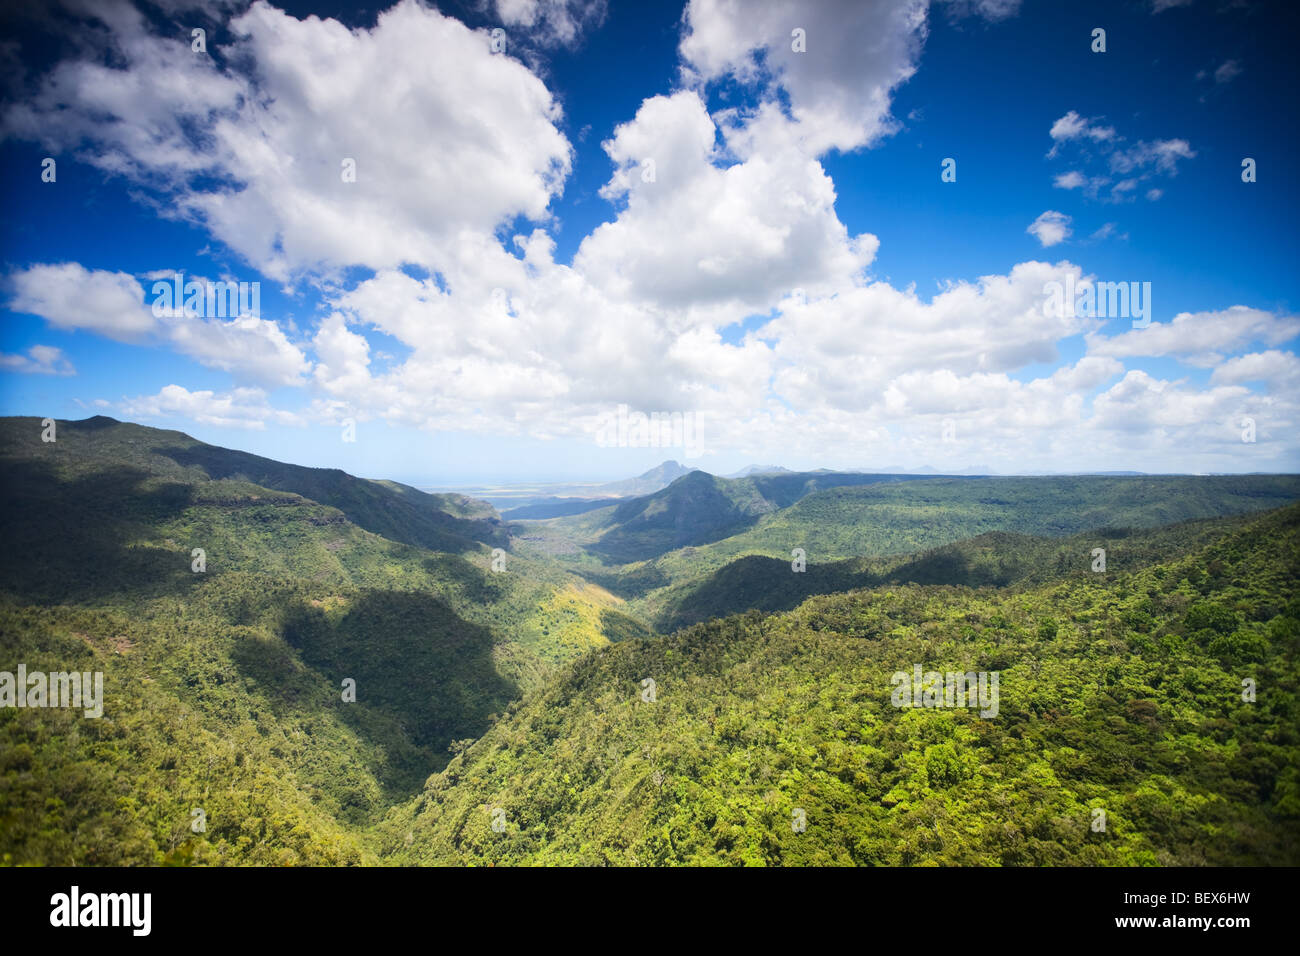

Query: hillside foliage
left=1, top=417, right=1297, bottom=866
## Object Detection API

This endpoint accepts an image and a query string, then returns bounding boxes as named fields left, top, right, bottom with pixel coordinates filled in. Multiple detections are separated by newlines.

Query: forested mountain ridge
left=0, top=416, right=508, bottom=555
left=382, top=502, right=1300, bottom=866
left=522, top=471, right=1300, bottom=627
left=1, top=416, right=1297, bottom=866
left=648, top=511, right=1283, bottom=631
left=0, top=415, right=646, bottom=669
left=0, top=417, right=651, bottom=864
left=514, top=469, right=985, bottom=566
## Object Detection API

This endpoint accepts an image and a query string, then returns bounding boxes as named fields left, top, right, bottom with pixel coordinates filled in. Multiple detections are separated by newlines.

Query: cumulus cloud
left=312, top=313, right=376, bottom=397
left=3, top=1, right=1292, bottom=474
left=759, top=260, right=1102, bottom=410
left=574, top=91, right=879, bottom=320
left=0, top=344, right=75, bottom=375
left=311, top=246, right=1129, bottom=459
left=166, top=314, right=312, bottom=387
left=1045, top=111, right=1194, bottom=201
left=321, top=237, right=774, bottom=439
left=9, top=262, right=310, bottom=386
left=1027, top=210, right=1072, bottom=247
left=1048, top=111, right=1117, bottom=151
left=5, top=0, right=572, bottom=281
left=9, top=263, right=155, bottom=341
left=1210, top=350, right=1300, bottom=388
left=121, top=384, right=303, bottom=429
left=1090, top=369, right=1249, bottom=434
left=488, top=0, right=607, bottom=47
left=1087, top=306, right=1300, bottom=367
left=678, top=0, right=930, bottom=154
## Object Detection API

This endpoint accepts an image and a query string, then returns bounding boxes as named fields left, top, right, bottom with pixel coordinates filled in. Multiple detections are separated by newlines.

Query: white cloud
left=9, top=263, right=155, bottom=340
left=1045, top=111, right=1195, bottom=201
left=1110, top=138, right=1195, bottom=176
left=1091, top=369, right=1247, bottom=432
left=759, top=260, right=1102, bottom=412
left=322, top=235, right=775, bottom=438
left=574, top=92, right=879, bottom=320
left=312, top=313, right=375, bottom=397
left=489, top=0, right=607, bottom=47
left=165, top=314, right=312, bottom=387
left=1047, top=111, right=1116, bottom=154
left=678, top=0, right=930, bottom=154
left=9, top=262, right=310, bottom=386
left=315, top=256, right=1197, bottom=466
left=4, top=1, right=1292, bottom=475
left=5, top=0, right=572, bottom=282
left=1027, top=210, right=1072, bottom=247
left=121, top=384, right=302, bottom=429
left=1210, top=350, right=1300, bottom=388
left=0, top=345, right=75, bottom=376
left=1088, top=306, right=1300, bottom=366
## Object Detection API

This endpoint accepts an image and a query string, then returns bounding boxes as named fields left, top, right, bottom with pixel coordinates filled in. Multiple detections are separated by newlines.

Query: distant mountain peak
left=591, top=460, right=699, bottom=497
left=638, top=460, right=685, bottom=478
left=726, top=464, right=792, bottom=478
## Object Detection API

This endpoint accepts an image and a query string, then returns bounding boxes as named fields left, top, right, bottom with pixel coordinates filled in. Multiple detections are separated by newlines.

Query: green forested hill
left=380, top=503, right=1300, bottom=866
left=649, top=512, right=1275, bottom=631
left=0, top=417, right=646, bottom=864
left=0, top=416, right=635, bottom=664
left=0, top=416, right=509, bottom=556
left=519, top=469, right=978, bottom=565
left=2, top=418, right=1297, bottom=866
left=537, top=473, right=1300, bottom=625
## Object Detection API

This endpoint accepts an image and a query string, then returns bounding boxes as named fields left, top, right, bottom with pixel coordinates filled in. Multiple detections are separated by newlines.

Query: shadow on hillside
left=587, top=514, right=762, bottom=564
left=261, top=589, right=519, bottom=801
left=420, top=552, right=506, bottom=604
left=155, top=441, right=307, bottom=483
left=660, top=548, right=1019, bottom=631
left=886, top=549, right=989, bottom=587
left=579, top=563, right=671, bottom=600
left=0, top=459, right=202, bottom=605
left=657, top=555, right=861, bottom=631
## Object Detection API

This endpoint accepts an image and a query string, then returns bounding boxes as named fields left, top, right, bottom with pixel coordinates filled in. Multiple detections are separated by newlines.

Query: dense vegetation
left=2, top=416, right=1297, bottom=866
left=383, top=504, right=1300, bottom=865
left=649, top=513, right=1274, bottom=631
left=0, top=417, right=638, bottom=864
left=518, top=470, right=975, bottom=565
left=520, top=471, right=1300, bottom=630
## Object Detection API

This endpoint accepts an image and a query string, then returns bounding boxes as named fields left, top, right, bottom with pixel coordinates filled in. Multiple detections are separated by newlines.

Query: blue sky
left=2, top=0, right=1297, bottom=484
